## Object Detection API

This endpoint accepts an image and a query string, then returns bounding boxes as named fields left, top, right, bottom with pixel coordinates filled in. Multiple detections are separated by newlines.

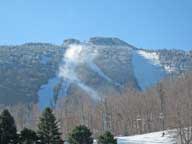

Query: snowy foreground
left=117, top=130, right=177, bottom=144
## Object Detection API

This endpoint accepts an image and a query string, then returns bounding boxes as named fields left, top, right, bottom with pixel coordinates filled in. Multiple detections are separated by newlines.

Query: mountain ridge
left=0, top=37, right=192, bottom=107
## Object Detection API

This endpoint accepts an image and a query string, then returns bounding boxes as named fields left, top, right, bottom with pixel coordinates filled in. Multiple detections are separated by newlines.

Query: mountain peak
left=63, top=38, right=80, bottom=46
left=88, top=37, right=132, bottom=46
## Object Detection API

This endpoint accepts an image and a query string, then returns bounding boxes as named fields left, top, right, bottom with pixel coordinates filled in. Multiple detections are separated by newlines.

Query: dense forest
left=0, top=43, right=64, bottom=104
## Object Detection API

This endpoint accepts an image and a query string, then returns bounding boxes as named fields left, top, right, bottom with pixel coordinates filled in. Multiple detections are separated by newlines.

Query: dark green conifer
left=37, top=107, right=63, bottom=144
left=0, top=109, right=18, bottom=144
left=98, top=131, right=117, bottom=144
left=68, top=125, right=93, bottom=144
left=19, top=128, right=38, bottom=144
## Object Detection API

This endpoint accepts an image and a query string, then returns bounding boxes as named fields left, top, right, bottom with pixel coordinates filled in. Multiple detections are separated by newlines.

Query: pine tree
left=37, top=107, right=63, bottom=144
left=19, top=128, right=38, bottom=144
left=0, top=109, right=18, bottom=144
left=98, top=131, right=117, bottom=144
left=68, top=125, right=93, bottom=144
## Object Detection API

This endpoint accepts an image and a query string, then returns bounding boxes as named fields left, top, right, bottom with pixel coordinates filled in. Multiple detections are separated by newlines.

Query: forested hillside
left=0, top=43, right=64, bottom=104
left=0, top=37, right=192, bottom=106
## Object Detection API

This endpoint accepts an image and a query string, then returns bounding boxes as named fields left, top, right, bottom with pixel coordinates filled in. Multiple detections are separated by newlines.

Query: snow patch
left=164, top=65, right=175, bottom=73
left=137, top=50, right=160, bottom=65
left=38, top=77, right=60, bottom=109
left=117, top=130, right=177, bottom=144
left=137, top=50, right=175, bottom=73
left=132, top=50, right=167, bottom=89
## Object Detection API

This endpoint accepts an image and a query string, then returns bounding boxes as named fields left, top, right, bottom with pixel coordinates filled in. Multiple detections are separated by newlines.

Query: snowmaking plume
left=59, top=44, right=99, bottom=100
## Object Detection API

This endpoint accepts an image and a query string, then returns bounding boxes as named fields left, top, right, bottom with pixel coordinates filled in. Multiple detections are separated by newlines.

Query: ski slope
left=132, top=50, right=167, bottom=90
left=117, top=130, right=177, bottom=144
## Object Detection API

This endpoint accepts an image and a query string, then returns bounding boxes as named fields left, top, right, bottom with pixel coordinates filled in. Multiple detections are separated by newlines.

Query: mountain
left=0, top=43, right=64, bottom=104
left=0, top=37, right=192, bottom=108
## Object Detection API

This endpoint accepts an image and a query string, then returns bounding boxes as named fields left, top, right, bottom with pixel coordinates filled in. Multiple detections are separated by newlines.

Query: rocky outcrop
left=88, top=37, right=132, bottom=46
left=63, top=38, right=80, bottom=46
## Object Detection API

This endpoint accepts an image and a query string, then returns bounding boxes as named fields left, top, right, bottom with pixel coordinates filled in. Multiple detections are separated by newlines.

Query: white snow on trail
left=132, top=50, right=167, bottom=89
left=137, top=50, right=160, bottom=65
left=137, top=50, right=175, bottom=73
left=117, top=130, right=177, bottom=144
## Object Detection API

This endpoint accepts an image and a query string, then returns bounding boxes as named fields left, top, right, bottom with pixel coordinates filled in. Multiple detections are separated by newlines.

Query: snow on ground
left=164, top=65, right=176, bottom=73
left=117, top=130, right=177, bottom=144
left=137, top=50, right=175, bottom=73
left=137, top=50, right=160, bottom=65
left=132, top=50, right=167, bottom=89
left=38, top=76, right=60, bottom=109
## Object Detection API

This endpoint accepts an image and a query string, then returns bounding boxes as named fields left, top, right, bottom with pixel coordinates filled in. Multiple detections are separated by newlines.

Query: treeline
left=0, top=107, right=117, bottom=144
left=54, top=72, right=192, bottom=143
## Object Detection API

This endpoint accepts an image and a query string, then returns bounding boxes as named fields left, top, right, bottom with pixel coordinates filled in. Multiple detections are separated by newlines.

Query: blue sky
left=0, top=0, right=192, bottom=50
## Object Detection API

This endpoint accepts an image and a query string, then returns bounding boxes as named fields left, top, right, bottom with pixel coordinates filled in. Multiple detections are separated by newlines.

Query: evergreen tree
left=68, top=125, right=93, bottom=144
left=0, top=109, right=18, bottom=144
left=37, top=107, right=63, bottom=144
left=98, top=131, right=117, bottom=144
left=19, top=128, right=38, bottom=144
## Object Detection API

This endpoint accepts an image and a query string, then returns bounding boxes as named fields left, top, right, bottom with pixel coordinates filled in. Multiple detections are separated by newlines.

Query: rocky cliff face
left=0, top=37, right=192, bottom=107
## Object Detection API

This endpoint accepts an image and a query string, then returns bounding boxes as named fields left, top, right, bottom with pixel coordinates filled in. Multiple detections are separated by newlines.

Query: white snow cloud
left=58, top=44, right=99, bottom=100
